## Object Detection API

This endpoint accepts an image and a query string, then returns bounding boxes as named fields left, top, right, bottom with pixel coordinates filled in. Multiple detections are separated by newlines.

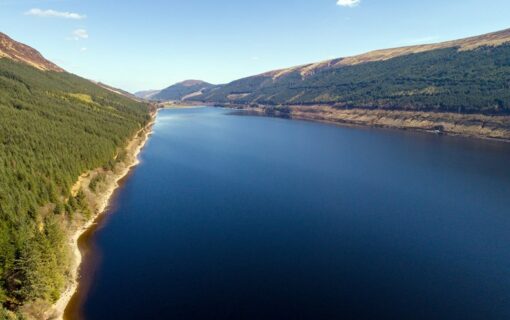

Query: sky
left=1, top=0, right=510, bottom=92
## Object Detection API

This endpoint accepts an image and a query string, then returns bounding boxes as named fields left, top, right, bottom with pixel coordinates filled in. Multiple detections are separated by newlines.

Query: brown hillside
left=0, top=32, right=64, bottom=72
left=265, top=28, right=510, bottom=79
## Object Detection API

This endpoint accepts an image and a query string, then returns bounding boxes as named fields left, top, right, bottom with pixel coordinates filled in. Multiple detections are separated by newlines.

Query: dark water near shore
left=77, top=107, right=510, bottom=319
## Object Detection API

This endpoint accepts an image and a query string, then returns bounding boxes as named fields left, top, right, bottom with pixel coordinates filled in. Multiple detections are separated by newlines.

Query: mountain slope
left=263, top=28, right=510, bottom=79
left=94, top=81, right=143, bottom=101
left=190, top=28, right=510, bottom=114
left=0, top=32, right=63, bottom=72
left=0, top=33, right=149, bottom=317
left=153, top=80, right=215, bottom=101
left=134, top=89, right=161, bottom=100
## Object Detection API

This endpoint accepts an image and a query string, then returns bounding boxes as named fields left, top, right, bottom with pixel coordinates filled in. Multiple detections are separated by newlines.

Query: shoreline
left=157, top=100, right=214, bottom=108
left=47, top=112, right=157, bottom=320
left=222, top=105, right=510, bottom=143
left=161, top=105, right=206, bottom=109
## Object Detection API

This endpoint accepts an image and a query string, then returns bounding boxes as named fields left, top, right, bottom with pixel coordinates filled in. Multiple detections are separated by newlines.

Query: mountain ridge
left=262, top=28, right=510, bottom=80
left=149, top=29, right=510, bottom=105
left=0, top=32, right=64, bottom=72
left=187, top=27, right=510, bottom=115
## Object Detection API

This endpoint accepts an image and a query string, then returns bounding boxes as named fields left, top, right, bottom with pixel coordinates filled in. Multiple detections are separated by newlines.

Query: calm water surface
left=80, top=107, right=510, bottom=319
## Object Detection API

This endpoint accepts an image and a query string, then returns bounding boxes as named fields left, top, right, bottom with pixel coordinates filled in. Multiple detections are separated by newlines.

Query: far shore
left=161, top=105, right=206, bottom=109
left=154, top=100, right=510, bottom=142
left=218, top=104, right=510, bottom=143
left=47, top=112, right=157, bottom=320
left=157, top=100, right=213, bottom=109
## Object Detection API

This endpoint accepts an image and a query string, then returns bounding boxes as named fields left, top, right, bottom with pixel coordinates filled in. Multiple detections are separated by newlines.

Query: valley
left=143, top=28, right=510, bottom=141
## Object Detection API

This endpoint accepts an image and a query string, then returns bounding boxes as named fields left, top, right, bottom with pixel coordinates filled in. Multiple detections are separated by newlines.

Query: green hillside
left=0, top=58, right=149, bottom=314
left=191, top=40, right=510, bottom=114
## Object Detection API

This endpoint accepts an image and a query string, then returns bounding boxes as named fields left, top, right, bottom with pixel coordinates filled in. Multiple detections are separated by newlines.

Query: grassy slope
left=0, top=58, right=149, bottom=316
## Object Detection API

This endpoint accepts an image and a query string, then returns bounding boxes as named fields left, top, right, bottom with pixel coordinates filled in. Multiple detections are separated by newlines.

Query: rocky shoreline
left=224, top=105, right=510, bottom=142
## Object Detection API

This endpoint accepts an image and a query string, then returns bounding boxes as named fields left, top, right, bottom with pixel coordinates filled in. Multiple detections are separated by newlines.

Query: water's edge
left=49, top=112, right=156, bottom=320
left=213, top=104, right=510, bottom=143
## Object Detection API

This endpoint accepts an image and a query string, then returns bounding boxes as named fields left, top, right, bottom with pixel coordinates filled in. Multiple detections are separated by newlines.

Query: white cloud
left=80, top=47, right=88, bottom=52
left=25, top=8, right=86, bottom=19
left=72, top=29, right=88, bottom=40
left=337, top=0, right=361, bottom=7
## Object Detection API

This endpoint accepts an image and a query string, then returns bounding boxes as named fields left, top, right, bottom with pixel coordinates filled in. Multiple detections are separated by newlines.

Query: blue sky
left=1, top=0, right=509, bottom=92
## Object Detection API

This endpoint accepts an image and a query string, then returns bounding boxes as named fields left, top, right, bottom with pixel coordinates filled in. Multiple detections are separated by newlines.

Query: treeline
left=191, top=44, right=510, bottom=114
left=0, top=58, right=149, bottom=316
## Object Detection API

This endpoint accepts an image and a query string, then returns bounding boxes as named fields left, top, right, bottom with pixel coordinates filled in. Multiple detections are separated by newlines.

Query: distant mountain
left=0, top=32, right=64, bottom=72
left=153, top=80, right=216, bottom=101
left=134, top=89, right=161, bottom=100
left=135, top=89, right=160, bottom=100
left=190, top=28, right=510, bottom=114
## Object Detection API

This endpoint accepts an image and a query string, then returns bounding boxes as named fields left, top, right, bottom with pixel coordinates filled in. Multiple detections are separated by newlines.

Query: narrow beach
left=48, top=112, right=157, bottom=320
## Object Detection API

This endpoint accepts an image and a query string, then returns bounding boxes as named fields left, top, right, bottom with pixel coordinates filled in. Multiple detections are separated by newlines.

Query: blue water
left=81, top=107, right=510, bottom=319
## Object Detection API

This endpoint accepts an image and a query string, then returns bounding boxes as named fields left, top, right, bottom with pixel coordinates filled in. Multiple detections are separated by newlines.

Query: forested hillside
left=190, top=29, right=510, bottom=114
left=0, top=56, right=149, bottom=317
